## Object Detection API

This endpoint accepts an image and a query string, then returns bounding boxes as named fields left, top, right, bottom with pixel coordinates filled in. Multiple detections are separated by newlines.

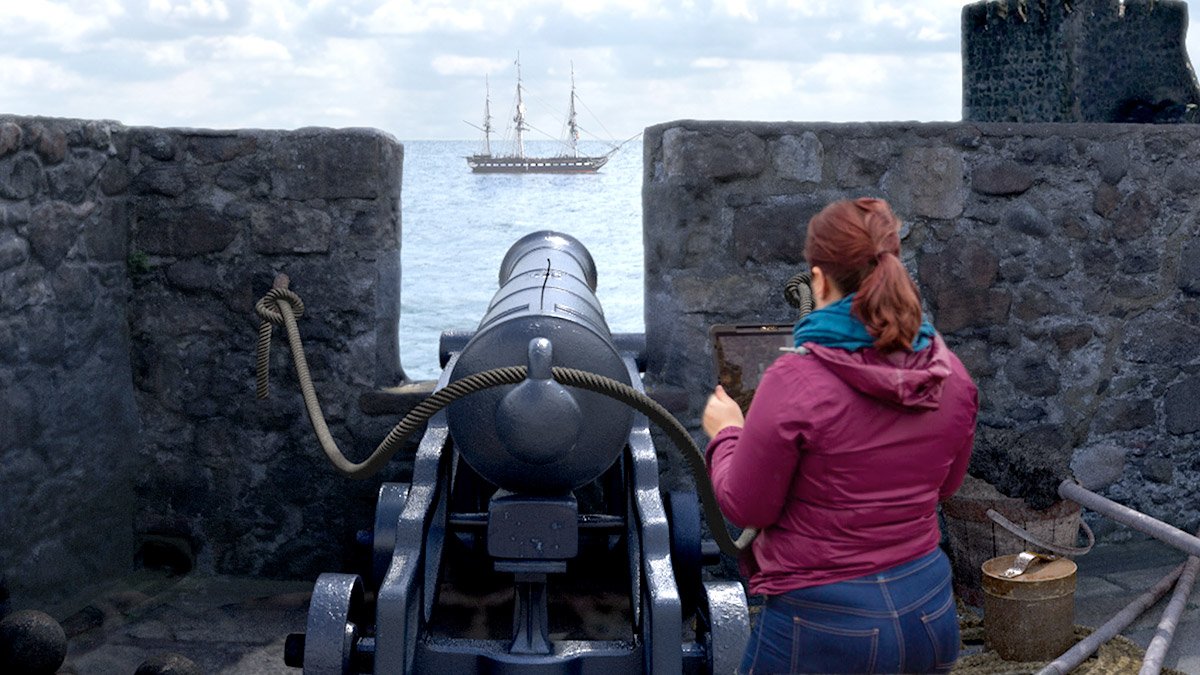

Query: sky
left=4, top=1, right=1200, bottom=142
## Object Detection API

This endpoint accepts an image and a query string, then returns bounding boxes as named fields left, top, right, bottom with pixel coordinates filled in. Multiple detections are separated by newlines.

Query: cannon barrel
left=446, top=231, right=634, bottom=494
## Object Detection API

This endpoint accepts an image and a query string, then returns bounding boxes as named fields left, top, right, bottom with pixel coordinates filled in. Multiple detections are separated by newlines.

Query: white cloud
left=209, top=35, right=292, bottom=61
left=147, top=0, right=232, bottom=21
left=432, top=55, right=512, bottom=76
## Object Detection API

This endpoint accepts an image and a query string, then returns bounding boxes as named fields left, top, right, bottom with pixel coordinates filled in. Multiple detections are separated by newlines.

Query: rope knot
left=255, top=287, right=305, bottom=326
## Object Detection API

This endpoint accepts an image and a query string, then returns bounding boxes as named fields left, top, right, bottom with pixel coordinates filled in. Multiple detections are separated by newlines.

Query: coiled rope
left=254, top=275, right=749, bottom=558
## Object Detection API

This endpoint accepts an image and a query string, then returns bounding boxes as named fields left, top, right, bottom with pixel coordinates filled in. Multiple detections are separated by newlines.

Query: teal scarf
left=792, top=294, right=935, bottom=352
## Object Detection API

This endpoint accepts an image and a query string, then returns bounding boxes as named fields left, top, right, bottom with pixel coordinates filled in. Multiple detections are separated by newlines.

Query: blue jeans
left=739, top=548, right=959, bottom=674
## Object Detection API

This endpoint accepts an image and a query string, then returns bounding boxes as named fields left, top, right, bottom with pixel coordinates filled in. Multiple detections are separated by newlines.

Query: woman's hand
left=703, top=385, right=745, bottom=439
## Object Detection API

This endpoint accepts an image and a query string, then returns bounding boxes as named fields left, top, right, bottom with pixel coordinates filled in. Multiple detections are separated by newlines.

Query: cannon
left=285, top=231, right=750, bottom=674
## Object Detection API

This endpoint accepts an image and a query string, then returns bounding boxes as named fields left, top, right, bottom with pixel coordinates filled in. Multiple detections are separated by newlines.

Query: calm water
left=399, top=140, right=645, bottom=380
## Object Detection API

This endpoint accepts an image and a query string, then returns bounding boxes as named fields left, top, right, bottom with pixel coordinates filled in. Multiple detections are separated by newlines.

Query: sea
left=399, top=139, right=645, bottom=380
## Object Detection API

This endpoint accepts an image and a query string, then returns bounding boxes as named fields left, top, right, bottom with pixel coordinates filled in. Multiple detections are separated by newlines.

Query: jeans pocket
left=920, top=595, right=960, bottom=671
left=790, top=616, right=879, bottom=674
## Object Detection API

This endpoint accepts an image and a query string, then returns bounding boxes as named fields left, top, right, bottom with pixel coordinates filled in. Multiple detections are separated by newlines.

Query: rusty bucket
left=981, top=554, right=1077, bottom=662
left=943, top=475, right=1084, bottom=605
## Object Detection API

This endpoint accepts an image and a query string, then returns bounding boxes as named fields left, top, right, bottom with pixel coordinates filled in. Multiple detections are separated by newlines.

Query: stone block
left=1111, top=191, right=1158, bottom=241
left=25, top=200, right=93, bottom=269
left=29, top=123, right=67, bottom=164
left=1121, top=314, right=1200, bottom=365
left=662, top=128, right=766, bottom=181
left=250, top=202, right=333, bottom=254
left=270, top=130, right=400, bottom=200
left=884, top=147, right=964, bottom=220
left=771, top=132, right=823, bottom=182
left=1094, top=397, right=1155, bottom=433
left=1092, top=183, right=1120, bottom=217
left=130, top=128, right=178, bottom=161
left=1004, top=353, right=1061, bottom=396
left=0, top=230, right=29, bottom=272
left=1002, top=201, right=1051, bottom=237
left=166, top=259, right=223, bottom=292
left=1091, top=141, right=1129, bottom=184
left=1050, top=324, right=1094, bottom=351
left=1070, top=443, right=1127, bottom=490
left=187, top=134, right=258, bottom=164
left=1164, top=375, right=1200, bottom=435
left=1142, top=457, right=1175, bottom=485
left=0, top=201, right=30, bottom=228
left=1179, top=239, right=1200, bottom=295
left=99, top=159, right=132, bottom=196
left=971, top=159, right=1034, bottom=195
left=133, top=164, right=190, bottom=198
left=832, top=138, right=893, bottom=188
left=132, top=201, right=237, bottom=256
left=730, top=195, right=821, bottom=265
left=0, top=122, right=21, bottom=157
left=0, top=155, right=45, bottom=200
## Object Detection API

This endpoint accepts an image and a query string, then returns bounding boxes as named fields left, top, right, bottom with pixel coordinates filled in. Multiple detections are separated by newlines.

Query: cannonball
left=0, top=609, right=68, bottom=675
left=135, top=652, right=203, bottom=675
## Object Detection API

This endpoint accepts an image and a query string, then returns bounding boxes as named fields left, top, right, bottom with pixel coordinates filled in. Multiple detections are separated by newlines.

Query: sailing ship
left=466, top=58, right=613, bottom=174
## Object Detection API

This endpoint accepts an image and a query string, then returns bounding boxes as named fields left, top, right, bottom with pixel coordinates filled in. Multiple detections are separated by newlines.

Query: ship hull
left=467, top=154, right=609, bottom=174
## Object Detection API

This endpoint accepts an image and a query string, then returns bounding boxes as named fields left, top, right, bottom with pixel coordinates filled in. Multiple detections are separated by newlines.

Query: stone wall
left=643, top=120, right=1200, bottom=538
left=0, top=115, right=407, bottom=608
left=963, top=0, right=1200, bottom=123
left=1, top=117, right=140, bottom=608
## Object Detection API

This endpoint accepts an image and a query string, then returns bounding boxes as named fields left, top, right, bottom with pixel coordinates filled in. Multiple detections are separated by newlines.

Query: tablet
left=709, top=324, right=794, bottom=413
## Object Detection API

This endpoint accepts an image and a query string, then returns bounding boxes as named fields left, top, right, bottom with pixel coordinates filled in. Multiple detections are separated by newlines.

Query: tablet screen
left=709, top=324, right=794, bottom=413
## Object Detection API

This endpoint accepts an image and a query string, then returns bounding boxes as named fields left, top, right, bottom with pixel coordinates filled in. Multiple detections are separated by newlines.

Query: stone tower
left=963, top=0, right=1200, bottom=122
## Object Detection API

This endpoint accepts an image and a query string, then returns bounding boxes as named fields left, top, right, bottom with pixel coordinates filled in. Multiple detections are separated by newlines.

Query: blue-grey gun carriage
left=289, top=232, right=750, bottom=674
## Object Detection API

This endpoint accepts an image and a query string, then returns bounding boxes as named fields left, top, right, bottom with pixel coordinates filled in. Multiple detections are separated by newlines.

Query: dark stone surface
left=132, top=202, right=237, bottom=256
left=1, top=117, right=404, bottom=609
left=963, top=0, right=1200, bottom=124
left=0, top=231, right=29, bottom=272
left=661, top=127, right=767, bottom=181
left=1164, top=376, right=1200, bottom=434
left=135, top=653, right=203, bottom=675
left=0, top=609, right=67, bottom=675
left=971, top=159, right=1034, bottom=195
left=644, top=120, right=1200, bottom=532
left=1180, top=239, right=1200, bottom=295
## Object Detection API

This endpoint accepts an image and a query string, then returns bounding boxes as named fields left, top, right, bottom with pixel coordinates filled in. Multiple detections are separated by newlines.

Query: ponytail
left=804, top=198, right=923, bottom=353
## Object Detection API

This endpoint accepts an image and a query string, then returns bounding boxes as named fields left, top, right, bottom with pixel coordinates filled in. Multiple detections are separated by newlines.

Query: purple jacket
left=706, top=335, right=978, bottom=596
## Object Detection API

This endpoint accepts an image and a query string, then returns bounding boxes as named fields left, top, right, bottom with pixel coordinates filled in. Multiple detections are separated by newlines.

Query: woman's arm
left=704, top=364, right=806, bottom=529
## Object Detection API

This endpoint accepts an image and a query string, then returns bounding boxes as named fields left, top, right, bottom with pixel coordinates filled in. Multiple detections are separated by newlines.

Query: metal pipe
left=1034, top=562, right=1185, bottom=675
left=1138, top=529, right=1200, bottom=675
left=1058, top=480, right=1200, bottom=558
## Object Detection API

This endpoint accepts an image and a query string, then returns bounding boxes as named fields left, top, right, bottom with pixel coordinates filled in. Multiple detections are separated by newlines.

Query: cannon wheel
left=702, top=580, right=751, bottom=675
left=304, top=573, right=366, bottom=675
left=665, top=490, right=702, bottom=619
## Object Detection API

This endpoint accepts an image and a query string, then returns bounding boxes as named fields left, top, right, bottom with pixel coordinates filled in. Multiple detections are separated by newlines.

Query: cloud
left=11, top=0, right=1196, bottom=139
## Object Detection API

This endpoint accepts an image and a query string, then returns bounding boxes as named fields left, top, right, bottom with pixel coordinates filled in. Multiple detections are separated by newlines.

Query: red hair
left=804, top=198, right=923, bottom=353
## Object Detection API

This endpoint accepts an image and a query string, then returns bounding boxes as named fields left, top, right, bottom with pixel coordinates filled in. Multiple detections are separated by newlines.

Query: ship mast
left=567, top=62, right=580, bottom=158
left=514, top=54, right=528, bottom=160
left=481, top=74, right=493, bottom=156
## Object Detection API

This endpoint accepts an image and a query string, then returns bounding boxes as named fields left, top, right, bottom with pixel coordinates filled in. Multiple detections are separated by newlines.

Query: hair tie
left=873, top=250, right=890, bottom=264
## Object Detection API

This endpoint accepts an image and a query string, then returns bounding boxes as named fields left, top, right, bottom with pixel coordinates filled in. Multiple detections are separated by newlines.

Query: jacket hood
left=802, top=335, right=954, bottom=410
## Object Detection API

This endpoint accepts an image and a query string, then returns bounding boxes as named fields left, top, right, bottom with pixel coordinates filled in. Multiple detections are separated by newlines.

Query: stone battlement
left=963, top=0, right=1200, bottom=122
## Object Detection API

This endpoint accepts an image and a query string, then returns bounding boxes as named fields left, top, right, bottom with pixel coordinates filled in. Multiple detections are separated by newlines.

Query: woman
left=703, top=198, right=978, bottom=674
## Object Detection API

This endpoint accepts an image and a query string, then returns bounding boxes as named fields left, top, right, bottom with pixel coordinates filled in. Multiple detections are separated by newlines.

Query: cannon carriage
left=289, top=232, right=750, bottom=674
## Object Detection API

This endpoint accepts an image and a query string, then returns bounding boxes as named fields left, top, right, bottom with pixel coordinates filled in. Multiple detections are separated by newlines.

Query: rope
left=724, top=270, right=814, bottom=552
left=254, top=278, right=746, bottom=558
left=986, top=508, right=1096, bottom=557
left=783, top=271, right=814, bottom=312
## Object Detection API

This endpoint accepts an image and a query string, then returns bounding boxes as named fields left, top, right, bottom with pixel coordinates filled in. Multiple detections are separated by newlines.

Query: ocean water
left=399, top=139, right=645, bottom=380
